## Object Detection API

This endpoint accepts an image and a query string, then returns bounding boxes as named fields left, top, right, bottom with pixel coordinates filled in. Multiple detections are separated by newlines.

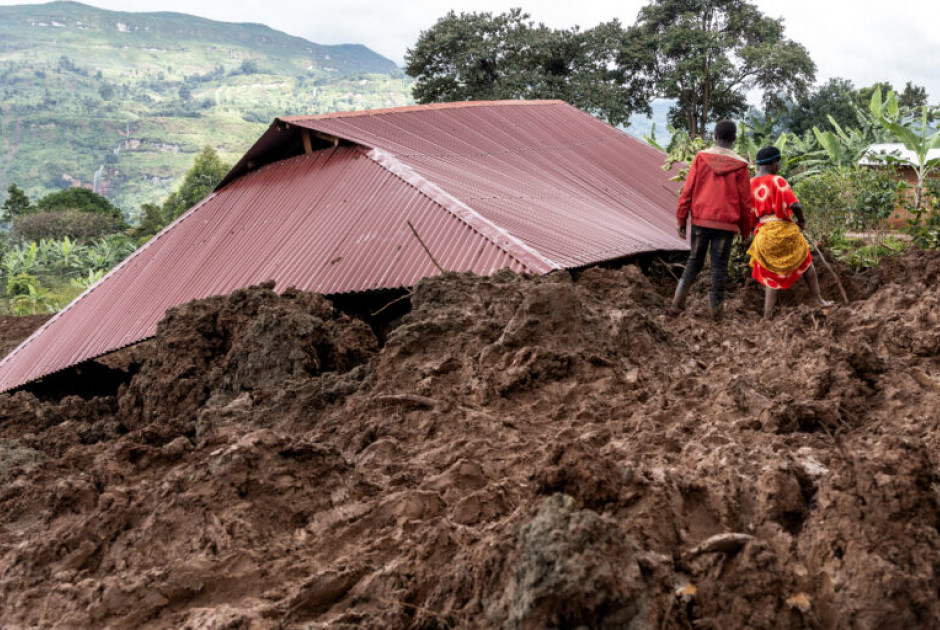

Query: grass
left=826, top=232, right=910, bottom=268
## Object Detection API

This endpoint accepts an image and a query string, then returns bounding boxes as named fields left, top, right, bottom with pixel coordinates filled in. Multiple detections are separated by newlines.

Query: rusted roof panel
left=0, top=100, right=684, bottom=393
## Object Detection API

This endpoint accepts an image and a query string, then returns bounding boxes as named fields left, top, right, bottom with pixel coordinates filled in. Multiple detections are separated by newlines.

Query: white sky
left=2, top=0, right=939, bottom=101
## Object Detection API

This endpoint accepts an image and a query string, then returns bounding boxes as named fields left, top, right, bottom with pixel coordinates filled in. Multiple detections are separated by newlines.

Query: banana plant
left=811, top=115, right=873, bottom=169
left=11, top=283, right=57, bottom=315
left=2, top=242, right=39, bottom=276
left=650, top=127, right=710, bottom=183
left=35, top=238, right=59, bottom=274
left=874, top=90, right=940, bottom=213
left=81, top=236, right=135, bottom=273
left=57, top=236, right=87, bottom=274
left=69, top=268, right=105, bottom=292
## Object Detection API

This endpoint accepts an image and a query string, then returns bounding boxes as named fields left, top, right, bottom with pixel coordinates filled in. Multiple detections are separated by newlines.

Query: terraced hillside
left=0, top=1, right=412, bottom=219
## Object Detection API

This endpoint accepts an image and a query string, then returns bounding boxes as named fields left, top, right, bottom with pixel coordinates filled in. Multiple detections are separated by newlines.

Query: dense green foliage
left=1, top=184, right=32, bottom=224
left=794, top=167, right=904, bottom=239
left=0, top=1, right=410, bottom=219
left=35, top=187, right=124, bottom=221
left=905, top=177, right=940, bottom=249
left=404, top=10, right=646, bottom=126
left=3, top=187, right=126, bottom=242
left=132, top=146, right=230, bottom=240
left=160, top=147, right=230, bottom=223
left=407, top=1, right=816, bottom=137
left=872, top=90, right=940, bottom=212
left=12, top=210, right=122, bottom=242
left=628, top=0, right=815, bottom=138
left=0, top=143, right=233, bottom=313
left=783, top=78, right=861, bottom=136
left=0, top=234, right=137, bottom=314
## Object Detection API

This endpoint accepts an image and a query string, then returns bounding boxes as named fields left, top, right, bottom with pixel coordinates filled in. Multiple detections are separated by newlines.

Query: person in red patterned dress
left=746, top=146, right=831, bottom=319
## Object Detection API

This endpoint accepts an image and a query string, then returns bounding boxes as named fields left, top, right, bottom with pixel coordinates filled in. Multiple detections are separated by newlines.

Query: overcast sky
left=2, top=0, right=938, bottom=101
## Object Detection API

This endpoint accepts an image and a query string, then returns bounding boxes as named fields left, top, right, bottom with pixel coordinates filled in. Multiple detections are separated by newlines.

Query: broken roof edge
left=363, top=147, right=559, bottom=275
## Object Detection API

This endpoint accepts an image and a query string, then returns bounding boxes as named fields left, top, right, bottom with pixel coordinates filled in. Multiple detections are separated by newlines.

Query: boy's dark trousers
left=678, top=225, right=736, bottom=309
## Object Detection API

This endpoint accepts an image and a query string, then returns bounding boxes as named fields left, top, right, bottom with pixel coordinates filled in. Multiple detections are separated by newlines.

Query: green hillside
left=0, top=1, right=412, bottom=220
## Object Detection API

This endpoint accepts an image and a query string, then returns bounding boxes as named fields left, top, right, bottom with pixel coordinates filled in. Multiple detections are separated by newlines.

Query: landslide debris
left=1, top=252, right=940, bottom=629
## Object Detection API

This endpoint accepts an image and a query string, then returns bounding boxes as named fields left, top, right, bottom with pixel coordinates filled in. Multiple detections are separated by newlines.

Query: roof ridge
left=283, top=99, right=565, bottom=122
left=363, top=147, right=558, bottom=275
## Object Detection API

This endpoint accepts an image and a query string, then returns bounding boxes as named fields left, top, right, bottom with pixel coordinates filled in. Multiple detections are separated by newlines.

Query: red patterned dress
left=747, top=175, right=812, bottom=290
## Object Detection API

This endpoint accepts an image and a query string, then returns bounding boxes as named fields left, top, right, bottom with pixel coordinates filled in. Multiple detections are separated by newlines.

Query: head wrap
left=756, top=146, right=782, bottom=165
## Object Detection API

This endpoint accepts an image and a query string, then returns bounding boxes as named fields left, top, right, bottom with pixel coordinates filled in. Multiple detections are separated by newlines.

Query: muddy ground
left=1, top=251, right=939, bottom=629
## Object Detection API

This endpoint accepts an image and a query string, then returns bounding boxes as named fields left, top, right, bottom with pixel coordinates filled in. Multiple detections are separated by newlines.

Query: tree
left=899, top=81, right=928, bottom=111
left=132, top=203, right=166, bottom=240
left=404, top=9, right=648, bottom=126
left=406, top=10, right=538, bottom=103
left=526, top=20, right=650, bottom=125
left=11, top=211, right=121, bottom=243
left=36, top=187, right=124, bottom=222
left=873, top=90, right=940, bottom=213
left=160, top=146, right=230, bottom=223
left=783, top=78, right=859, bottom=136
left=627, top=0, right=816, bottom=137
left=855, top=82, right=894, bottom=111
left=1, top=183, right=32, bottom=223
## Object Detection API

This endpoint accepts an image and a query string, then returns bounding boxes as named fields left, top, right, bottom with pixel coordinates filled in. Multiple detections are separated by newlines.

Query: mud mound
left=118, top=283, right=378, bottom=441
left=0, top=314, right=50, bottom=357
left=2, top=251, right=940, bottom=628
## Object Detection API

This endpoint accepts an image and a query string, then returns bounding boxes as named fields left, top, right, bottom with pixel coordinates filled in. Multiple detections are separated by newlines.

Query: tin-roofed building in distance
left=0, top=99, right=685, bottom=393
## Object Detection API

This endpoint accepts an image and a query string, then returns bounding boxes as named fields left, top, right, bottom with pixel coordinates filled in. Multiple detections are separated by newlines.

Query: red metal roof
left=0, top=100, right=684, bottom=392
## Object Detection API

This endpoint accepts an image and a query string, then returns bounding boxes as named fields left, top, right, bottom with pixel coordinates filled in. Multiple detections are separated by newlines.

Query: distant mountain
left=0, top=1, right=411, bottom=218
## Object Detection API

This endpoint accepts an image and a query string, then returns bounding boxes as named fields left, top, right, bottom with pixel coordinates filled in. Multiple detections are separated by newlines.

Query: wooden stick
left=370, top=290, right=413, bottom=317
left=407, top=220, right=445, bottom=273
left=807, top=236, right=849, bottom=304
left=372, top=393, right=438, bottom=408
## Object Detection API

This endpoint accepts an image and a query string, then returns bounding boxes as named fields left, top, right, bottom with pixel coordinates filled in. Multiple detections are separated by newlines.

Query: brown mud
left=0, top=314, right=51, bottom=358
left=1, top=252, right=939, bottom=629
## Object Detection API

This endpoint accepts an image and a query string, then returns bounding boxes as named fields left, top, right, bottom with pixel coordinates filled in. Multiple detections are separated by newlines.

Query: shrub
left=793, top=169, right=849, bottom=242
left=794, top=167, right=903, bottom=242
left=35, top=187, right=124, bottom=223
left=6, top=272, right=39, bottom=297
left=4, top=273, right=57, bottom=315
left=904, top=176, right=940, bottom=249
left=12, top=211, right=122, bottom=243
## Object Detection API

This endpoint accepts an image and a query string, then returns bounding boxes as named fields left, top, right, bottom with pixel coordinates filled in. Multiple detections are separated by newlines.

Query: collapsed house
left=0, top=99, right=683, bottom=392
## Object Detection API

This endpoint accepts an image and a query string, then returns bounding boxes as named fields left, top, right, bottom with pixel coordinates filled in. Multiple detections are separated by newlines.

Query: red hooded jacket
left=676, top=147, right=752, bottom=235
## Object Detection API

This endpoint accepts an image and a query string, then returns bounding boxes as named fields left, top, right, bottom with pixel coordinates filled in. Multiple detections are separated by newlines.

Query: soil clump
left=1, top=251, right=940, bottom=628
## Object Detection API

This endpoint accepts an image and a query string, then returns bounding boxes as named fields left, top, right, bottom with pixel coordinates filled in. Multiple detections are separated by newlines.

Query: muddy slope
left=1, top=253, right=939, bottom=629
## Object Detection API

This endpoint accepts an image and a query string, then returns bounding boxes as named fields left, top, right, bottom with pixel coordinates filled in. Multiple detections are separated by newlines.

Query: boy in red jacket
left=671, top=120, right=752, bottom=320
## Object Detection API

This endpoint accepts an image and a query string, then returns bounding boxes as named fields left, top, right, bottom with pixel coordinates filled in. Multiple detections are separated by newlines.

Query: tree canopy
left=1, top=184, right=32, bottom=224
left=404, top=9, right=648, bottom=126
left=160, top=146, right=230, bottom=223
left=627, top=0, right=816, bottom=137
left=35, top=187, right=124, bottom=222
left=132, top=146, right=230, bottom=241
left=783, top=78, right=860, bottom=136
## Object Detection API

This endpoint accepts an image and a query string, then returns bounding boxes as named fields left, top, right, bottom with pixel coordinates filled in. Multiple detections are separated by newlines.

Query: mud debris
left=1, top=251, right=940, bottom=628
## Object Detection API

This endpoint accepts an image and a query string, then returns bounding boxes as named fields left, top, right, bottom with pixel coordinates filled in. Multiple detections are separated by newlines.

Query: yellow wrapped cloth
left=747, top=221, right=812, bottom=289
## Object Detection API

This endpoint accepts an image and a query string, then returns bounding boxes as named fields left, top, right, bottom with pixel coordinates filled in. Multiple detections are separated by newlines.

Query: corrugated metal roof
left=250, top=100, right=683, bottom=266
left=0, top=100, right=684, bottom=393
